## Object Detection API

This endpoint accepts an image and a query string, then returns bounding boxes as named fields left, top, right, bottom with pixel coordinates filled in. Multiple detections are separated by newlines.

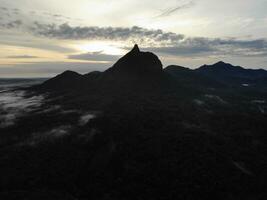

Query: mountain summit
left=106, top=44, right=163, bottom=77
left=131, top=44, right=140, bottom=53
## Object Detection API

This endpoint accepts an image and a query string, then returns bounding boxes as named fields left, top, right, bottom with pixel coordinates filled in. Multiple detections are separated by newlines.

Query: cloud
left=25, top=22, right=267, bottom=58
left=0, top=10, right=267, bottom=59
left=68, top=51, right=120, bottom=62
left=0, top=32, right=76, bottom=53
left=142, top=37, right=267, bottom=57
left=40, top=12, right=81, bottom=22
left=45, top=126, right=71, bottom=138
left=0, top=5, right=81, bottom=32
left=0, top=7, right=7, bottom=10
left=30, top=23, right=185, bottom=44
left=0, top=6, right=21, bottom=21
left=0, top=91, right=44, bottom=127
left=79, top=113, right=95, bottom=126
left=21, top=125, right=72, bottom=146
left=7, top=55, right=40, bottom=59
left=143, top=46, right=214, bottom=56
left=155, top=0, right=195, bottom=18
left=0, top=20, right=23, bottom=29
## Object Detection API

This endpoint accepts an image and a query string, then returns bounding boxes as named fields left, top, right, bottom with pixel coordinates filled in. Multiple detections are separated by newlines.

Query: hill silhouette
left=39, top=45, right=167, bottom=92
left=39, top=45, right=267, bottom=94
left=164, top=65, right=224, bottom=88
left=196, top=61, right=267, bottom=86
left=41, top=70, right=83, bottom=90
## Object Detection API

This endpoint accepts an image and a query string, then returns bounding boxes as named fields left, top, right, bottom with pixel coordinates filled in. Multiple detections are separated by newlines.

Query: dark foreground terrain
left=0, top=45, right=267, bottom=199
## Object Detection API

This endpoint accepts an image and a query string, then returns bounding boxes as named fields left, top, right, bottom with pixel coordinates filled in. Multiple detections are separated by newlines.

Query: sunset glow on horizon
left=0, top=0, right=267, bottom=77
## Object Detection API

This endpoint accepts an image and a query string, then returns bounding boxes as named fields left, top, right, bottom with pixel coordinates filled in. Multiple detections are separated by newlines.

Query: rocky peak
left=106, top=44, right=163, bottom=77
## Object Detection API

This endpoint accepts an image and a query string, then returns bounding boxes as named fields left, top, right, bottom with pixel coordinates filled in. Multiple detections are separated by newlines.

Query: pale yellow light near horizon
left=0, top=44, right=66, bottom=64
left=72, top=41, right=126, bottom=55
left=0, top=41, right=126, bottom=66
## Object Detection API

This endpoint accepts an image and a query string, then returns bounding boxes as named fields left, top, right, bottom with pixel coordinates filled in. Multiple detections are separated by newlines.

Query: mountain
left=38, top=45, right=166, bottom=93
left=37, top=46, right=267, bottom=94
left=98, top=44, right=167, bottom=92
left=164, top=65, right=224, bottom=88
left=196, top=61, right=267, bottom=86
left=40, top=70, right=83, bottom=90
left=106, top=44, right=163, bottom=77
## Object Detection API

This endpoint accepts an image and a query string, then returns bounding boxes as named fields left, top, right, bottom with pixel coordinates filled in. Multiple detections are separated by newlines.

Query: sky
left=0, top=0, right=267, bottom=77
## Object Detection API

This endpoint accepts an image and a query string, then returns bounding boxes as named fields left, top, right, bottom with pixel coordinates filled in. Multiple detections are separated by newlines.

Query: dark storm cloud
left=68, top=51, right=120, bottom=62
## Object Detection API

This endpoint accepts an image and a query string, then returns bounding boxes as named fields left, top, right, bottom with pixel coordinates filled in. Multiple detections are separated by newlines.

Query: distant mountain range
left=35, top=45, right=267, bottom=99
left=38, top=44, right=267, bottom=94
left=196, top=61, right=267, bottom=86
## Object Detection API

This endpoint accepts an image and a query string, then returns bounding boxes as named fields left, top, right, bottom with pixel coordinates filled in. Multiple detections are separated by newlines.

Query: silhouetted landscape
left=0, top=44, right=267, bottom=199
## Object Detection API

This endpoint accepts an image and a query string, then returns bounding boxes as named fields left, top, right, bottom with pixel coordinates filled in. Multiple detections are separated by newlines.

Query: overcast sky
left=0, top=0, right=267, bottom=77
